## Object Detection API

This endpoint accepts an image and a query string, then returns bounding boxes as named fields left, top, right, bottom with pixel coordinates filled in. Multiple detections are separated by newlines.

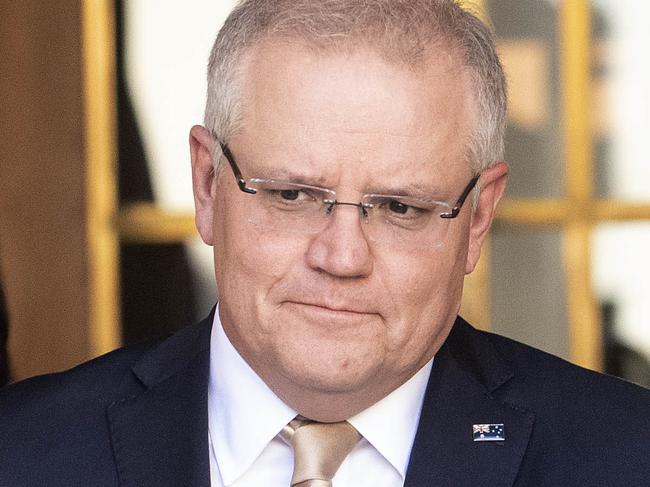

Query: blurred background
left=1, top=0, right=648, bottom=387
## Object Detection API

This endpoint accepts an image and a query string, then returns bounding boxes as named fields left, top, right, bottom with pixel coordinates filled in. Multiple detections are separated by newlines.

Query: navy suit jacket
left=1, top=313, right=648, bottom=486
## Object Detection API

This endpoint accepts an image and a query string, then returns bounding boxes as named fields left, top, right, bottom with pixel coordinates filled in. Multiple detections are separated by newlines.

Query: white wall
left=124, top=0, right=238, bottom=212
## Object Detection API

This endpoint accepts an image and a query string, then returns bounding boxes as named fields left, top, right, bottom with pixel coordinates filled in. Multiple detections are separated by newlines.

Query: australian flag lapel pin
left=473, top=423, right=505, bottom=442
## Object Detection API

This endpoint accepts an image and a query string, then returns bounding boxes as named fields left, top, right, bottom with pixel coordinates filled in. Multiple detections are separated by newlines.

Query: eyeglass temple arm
left=220, top=143, right=257, bottom=194
left=440, top=175, right=479, bottom=219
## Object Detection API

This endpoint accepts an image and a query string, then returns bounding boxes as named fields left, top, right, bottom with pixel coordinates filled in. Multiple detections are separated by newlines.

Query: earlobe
left=465, top=162, right=508, bottom=274
left=189, top=125, right=217, bottom=245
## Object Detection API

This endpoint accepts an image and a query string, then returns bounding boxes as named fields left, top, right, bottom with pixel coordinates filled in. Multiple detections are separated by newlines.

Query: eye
left=384, top=199, right=427, bottom=218
left=388, top=200, right=409, bottom=215
left=267, top=187, right=316, bottom=205
left=251, top=179, right=331, bottom=211
left=279, top=189, right=301, bottom=201
left=275, top=188, right=317, bottom=202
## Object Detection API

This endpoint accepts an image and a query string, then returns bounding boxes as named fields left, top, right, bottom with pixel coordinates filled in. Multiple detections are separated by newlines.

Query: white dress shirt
left=207, top=305, right=433, bottom=487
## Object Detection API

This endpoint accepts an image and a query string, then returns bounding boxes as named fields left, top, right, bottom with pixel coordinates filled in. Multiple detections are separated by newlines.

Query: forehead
left=233, top=39, right=474, bottom=183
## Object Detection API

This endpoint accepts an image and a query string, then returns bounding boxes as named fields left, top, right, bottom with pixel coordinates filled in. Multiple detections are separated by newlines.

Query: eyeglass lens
left=241, top=179, right=453, bottom=250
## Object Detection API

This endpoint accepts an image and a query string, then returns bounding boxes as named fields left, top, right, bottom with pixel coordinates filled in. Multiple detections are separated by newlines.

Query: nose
left=305, top=202, right=373, bottom=278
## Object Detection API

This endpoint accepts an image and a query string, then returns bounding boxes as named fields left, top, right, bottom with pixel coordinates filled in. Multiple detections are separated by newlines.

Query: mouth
left=283, top=301, right=376, bottom=318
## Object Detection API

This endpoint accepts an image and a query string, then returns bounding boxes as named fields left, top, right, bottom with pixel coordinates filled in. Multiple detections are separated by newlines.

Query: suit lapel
left=404, top=318, right=534, bottom=487
left=107, top=318, right=213, bottom=487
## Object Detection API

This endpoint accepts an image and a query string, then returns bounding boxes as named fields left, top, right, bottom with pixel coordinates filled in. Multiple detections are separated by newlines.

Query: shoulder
left=447, top=320, right=649, bottom=482
left=0, top=311, right=213, bottom=415
left=0, top=341, right=156, bottom=486
left=468, top=324, right=649, bottom=480
left=0, top=339, right=160, bottom=439
left=0, top=340, right=154, bottom=412
left=450, top=318, right=649, bottom=403
left=0, top=313, right=212, bottom=485
left=480, top=326, right=650, bottom=411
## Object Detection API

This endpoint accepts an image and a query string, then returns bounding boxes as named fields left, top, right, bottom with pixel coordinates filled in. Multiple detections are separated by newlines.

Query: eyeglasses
left=219, top=143, right=478, bottom=249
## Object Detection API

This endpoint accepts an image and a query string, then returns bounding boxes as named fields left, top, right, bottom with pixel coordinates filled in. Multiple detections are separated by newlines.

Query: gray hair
left=204, top=0, right=507, bottom=174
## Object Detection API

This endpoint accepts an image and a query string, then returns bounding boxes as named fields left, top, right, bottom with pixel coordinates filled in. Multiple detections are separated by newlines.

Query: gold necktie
left=281, top=417, right=361, bottom=487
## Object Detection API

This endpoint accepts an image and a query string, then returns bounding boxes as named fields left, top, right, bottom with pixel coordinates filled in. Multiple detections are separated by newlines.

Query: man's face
left=192, top=40, right=506, bottom=420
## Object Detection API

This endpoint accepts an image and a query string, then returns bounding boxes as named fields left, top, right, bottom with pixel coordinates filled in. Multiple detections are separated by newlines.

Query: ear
left=465, top=161, right=508, bottom=274
left=190, top=125, right=217, bottom=245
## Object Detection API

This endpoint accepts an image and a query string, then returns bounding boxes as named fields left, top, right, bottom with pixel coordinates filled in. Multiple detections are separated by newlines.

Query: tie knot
left=282, top=417, right=361, bottom=486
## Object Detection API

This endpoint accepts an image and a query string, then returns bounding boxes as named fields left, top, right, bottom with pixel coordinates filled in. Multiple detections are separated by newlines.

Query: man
left=1, top=1, right=648, bottom=486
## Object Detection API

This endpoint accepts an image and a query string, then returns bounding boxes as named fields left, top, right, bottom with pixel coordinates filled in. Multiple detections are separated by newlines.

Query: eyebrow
left=243, top=155, right=447, bottom=199
left=364, top=181, right=447, bottom=199
left=255, top=169, right=333, bottom=188
left=256, top=169, right=448, bottom=200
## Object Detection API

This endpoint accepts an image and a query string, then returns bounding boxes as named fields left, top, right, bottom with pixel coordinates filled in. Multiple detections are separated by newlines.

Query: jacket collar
left=404, top=316, right=535, bottom=487
left=107, top=313, right=214, bottom=487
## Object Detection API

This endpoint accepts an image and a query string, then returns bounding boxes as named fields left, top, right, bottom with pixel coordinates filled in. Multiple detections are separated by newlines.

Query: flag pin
left=473, top=423, right=505, bottom=442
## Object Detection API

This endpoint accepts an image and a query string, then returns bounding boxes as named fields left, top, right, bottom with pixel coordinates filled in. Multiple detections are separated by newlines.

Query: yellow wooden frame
left=81, top=0, right=121, bottom=357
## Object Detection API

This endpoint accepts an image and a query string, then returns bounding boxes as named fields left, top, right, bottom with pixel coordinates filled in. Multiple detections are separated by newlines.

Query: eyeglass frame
left=219, top=142, right=479, bottom=220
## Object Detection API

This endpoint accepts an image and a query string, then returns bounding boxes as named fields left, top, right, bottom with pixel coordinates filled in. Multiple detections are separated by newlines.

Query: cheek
left=384, top=247, right=461, bottom=309
left=213, top=204, right=305, bottom=299
left=241, top=227, right=306, bottom=278
left=397, top=263, right=451, bottom=331
left=379, top=242, right=468, bottom=351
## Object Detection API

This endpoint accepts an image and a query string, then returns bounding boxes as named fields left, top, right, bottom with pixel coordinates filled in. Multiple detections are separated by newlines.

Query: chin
left=297, top=370, right=368, bottom=395
left=277, top=346, right=381, bottom=395
left=275, top=357, right=394, bottom=422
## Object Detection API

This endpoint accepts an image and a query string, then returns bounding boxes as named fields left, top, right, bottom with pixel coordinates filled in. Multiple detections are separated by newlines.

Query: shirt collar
left=348, top=358, right=433, bottom=479
left=208, top=305, right=297, bottom=485
left=208, top=305, right=433, bottom=483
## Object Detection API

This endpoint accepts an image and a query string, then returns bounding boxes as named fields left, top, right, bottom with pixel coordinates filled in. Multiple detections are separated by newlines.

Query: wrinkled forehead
left=238, top=38, right=474, bottom=143
left=239, top=33, right=475, bottom=122
left=228, top=38, right=475, bottom=189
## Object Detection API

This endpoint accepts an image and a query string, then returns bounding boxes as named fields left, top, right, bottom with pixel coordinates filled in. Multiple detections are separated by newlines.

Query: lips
left=284, top=300, right=377, bottom=317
